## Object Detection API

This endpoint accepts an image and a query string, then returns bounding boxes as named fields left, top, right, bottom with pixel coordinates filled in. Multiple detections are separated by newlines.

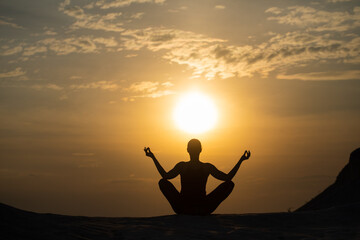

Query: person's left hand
left=144, top=147, right=155, bottom=158
left=240, top=150, right=251, bottom=161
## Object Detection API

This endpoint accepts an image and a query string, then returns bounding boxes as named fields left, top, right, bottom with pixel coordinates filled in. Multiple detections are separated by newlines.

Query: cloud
left=44, top=30, right=57, bottom=36
left=59, top=1, right=124, bottom=32
left=70, top=75, right=83, bottom=80
left=142, top=89, right=174, bottom=98
left=127, top=81, right=159, bottom=92
left=93, top=37, right=118, bottom=47
left=59, top=0, right=71, bottom=10
left=327, top=0, right=352, bottom=2
left=22, top=45, right=47, bottom=56
left=38, top=36, right=117, bottom=55
left=58, top=0, right=164, bottom=31
left=265, top=7, right=283, bottom=15
left=125, top=53, right=138, bottom=57
left=168, top=6, right=187, bottom=13
left=0, top=67, right=25, bottom=78
left=125, top=80, right=175, bottom=99
left=130, top=12, right=145, bottom=19
left=2, top=2, right=358, bottom=83
left=0, top=18, right=23, bottom=29
left=40, top=37, right=97, bottom=55
left=214, top=5, right=226, bottom=10
left=267, top=6, right=360, bottom=32
left=121, top=27, right=360, bottom=80
left=121, top=27, right=225, bottom=52
left=120, top=27, right=253, bottom=79
left=0, top=34, right=119, bottom=63
left=161, top=81, right=173, bottom=87
left=96, top=0, right=166, bottom=9
left=70, top=81, right=119, bottom=90
left=0, top=46, right=23, bottom=56
left=31, top=84, right=64, bottom=90
left=277, top=70, right=360, bottom=80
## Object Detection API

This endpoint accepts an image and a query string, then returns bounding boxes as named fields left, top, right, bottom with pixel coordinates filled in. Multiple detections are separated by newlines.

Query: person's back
left=179, top=161, right=209, bottom=198
left=144, top=139, right=251, bottom=215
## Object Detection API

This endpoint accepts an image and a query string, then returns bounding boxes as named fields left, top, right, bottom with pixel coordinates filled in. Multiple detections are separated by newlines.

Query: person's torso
left=180, top=161, right=209, bottom=198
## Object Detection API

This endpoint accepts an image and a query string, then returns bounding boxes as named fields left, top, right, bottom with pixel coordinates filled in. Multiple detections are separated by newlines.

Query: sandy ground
left=1, top=202, right=360, bottom=240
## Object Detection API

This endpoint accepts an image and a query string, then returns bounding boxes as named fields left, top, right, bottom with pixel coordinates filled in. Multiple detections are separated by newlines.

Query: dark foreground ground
left=1, top=202, right=360, bottom=240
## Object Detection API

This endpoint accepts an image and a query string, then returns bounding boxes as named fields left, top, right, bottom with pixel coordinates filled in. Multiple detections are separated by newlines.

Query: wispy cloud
left=0, top=67, right=25, bottom=78
left=267, top=6, right=360, bottom=32
left=130, top=12, right=145, bottom=19
left=125, top=80, right=175, bottom=99
left=22, top=45, right=47, bottom=56
left=31, top=84, right=63, bottom=90
left=127, top=81, right=159, bottom=92
left=0, top=18, right=23, bottom=29
left=168, top=6, right=187, bottom=13
left=121, top=26, right=360, bottom=80
left=327, top=0, right=352, bottom=2
left=70, top=75, right=83, bottom=80
left=70, top=81, right=119, bottom=90
left=0, top=45, right=23, bottom=56
left=96, top=0, right=166, bottom=9
left=4, top=36, right=118, bottom=60
left=59, top=1, right=124, bottom=32
left=93, top=37, right=118, bottom=47
left=40, top=37, right=97, bottom=55
left=125, top=53, right=138, bottom=57
left=277, top=70, right=360, bottom=81
left=58, top=0, right=164, bottom=32
left=214, top=5, right=226, bottom=10
left=265, top=7, right=282, bottom=15
left=2, top=1, right=359, bottom=84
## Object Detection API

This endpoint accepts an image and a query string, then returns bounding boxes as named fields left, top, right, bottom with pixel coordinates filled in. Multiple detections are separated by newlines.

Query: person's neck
left=189, top=154, right=200, bottom=162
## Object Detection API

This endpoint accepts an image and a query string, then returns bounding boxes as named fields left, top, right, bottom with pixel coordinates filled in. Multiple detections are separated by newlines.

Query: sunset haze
left=1, top=0, right=360, bottom=217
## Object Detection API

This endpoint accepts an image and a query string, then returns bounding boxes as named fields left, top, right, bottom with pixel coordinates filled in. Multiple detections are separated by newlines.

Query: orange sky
left=1, top=0, right=360, bottom=217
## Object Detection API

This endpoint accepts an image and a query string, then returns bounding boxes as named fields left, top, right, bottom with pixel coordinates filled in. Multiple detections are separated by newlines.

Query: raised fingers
left=144, top=147, right=150, bottom=154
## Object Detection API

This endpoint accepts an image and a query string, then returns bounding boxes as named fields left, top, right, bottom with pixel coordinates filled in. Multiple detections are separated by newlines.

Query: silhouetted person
left=144, top=139, right=251, bottom=215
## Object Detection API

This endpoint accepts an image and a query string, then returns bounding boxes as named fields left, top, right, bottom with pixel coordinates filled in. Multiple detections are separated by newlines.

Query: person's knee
left=158, top=178, right=168, bottom=188
left=224, top=180, right=235, bottom=189
left=158, top=178, right=167, bottom=185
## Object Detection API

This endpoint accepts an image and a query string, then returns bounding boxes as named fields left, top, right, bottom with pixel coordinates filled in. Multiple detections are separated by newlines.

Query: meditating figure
left=144, top=139, right=251, bottom=215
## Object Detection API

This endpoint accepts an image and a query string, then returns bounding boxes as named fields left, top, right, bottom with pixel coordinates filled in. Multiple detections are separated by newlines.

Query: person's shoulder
left=175, top=161, right=187, bottom=167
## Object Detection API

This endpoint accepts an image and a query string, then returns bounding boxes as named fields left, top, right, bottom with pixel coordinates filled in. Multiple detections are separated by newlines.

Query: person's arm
left=209, top=150, right=251, bottom=181
left=226, top=150, right=251, bottom=181
left=208, top=164, right=228, bottom=181
left=144, top=147, right=182, bottom=179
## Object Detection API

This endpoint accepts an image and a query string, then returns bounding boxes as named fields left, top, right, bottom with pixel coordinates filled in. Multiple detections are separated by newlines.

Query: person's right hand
left=240, top=150, right=251, bottom=161
left=144, top=147, right=155, bottom=158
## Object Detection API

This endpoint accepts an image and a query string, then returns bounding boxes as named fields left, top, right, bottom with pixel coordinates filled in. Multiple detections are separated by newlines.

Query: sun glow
left=173, top=92, right=218, bottom=134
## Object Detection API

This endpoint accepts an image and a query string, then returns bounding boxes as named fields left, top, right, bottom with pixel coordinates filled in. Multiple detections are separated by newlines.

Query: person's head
left=187, top=139, right=202, bottom=156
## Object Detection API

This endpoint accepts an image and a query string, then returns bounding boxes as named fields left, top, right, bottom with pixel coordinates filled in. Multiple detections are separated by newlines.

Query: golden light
left=173, top=91, right=218, bottom=134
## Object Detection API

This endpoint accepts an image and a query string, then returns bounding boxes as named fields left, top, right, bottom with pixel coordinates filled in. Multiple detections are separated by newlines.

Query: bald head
left=187, top=139, right=202, bottom=155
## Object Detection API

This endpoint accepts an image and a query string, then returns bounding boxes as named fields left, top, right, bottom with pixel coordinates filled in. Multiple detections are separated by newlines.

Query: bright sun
left=173, top=92, right=218, bottom=134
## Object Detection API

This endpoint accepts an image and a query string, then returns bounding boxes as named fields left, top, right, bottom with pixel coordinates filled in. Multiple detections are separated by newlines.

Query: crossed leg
left=158, top=179, right=234, bottom=215
left=158, top=179, right=182, bottom=214
left=202, top=180, right=234, bottom=215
